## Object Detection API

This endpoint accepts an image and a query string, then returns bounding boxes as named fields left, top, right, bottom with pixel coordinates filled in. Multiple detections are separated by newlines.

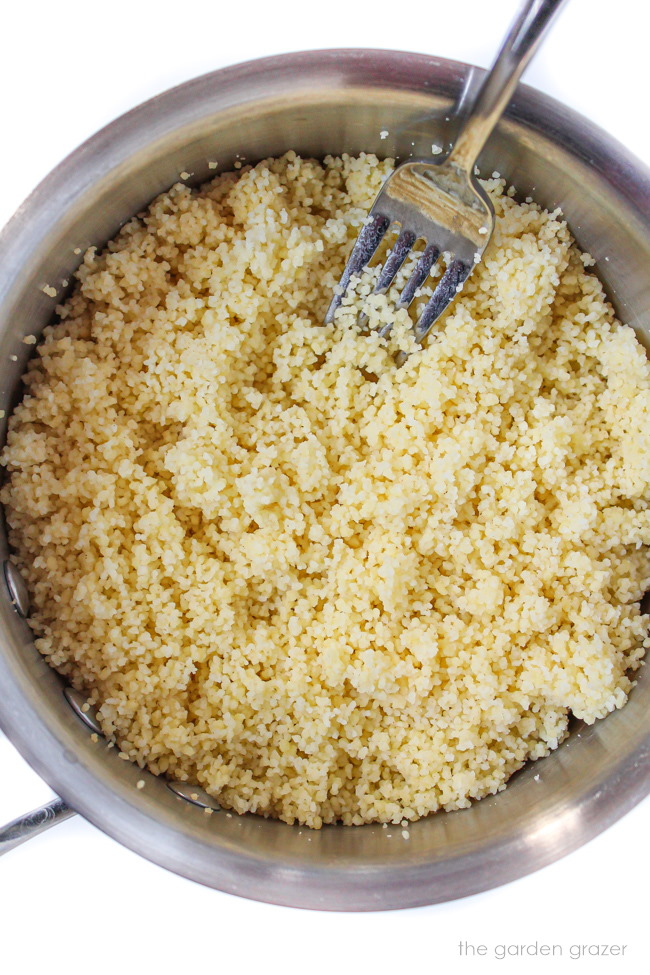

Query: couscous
left=2, top=152, right=649, bottom=827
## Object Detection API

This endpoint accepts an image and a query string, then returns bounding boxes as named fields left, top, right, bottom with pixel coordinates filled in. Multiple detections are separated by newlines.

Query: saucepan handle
left=0, top=796, right=75, bottom=855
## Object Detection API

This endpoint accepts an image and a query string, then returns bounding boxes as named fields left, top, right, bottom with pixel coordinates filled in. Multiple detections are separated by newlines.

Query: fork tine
left=358, top=229, right=416, bottom=331
left=396, top=242, right=440, bottom=310
left=324, top=212, right=390, bottom=324
left=412, top=257, right=472, bottom=344
left=373, top=229, right=417, bottom=296
left=377, top=240, right=441, bottom=340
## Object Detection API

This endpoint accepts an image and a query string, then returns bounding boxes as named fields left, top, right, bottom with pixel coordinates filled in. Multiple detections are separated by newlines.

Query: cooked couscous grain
left=2, top=152, right=650, bottom=828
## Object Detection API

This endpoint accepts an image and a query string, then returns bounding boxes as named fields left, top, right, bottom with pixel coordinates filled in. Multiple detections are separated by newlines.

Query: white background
left=1, top=1, right=648, bottom=972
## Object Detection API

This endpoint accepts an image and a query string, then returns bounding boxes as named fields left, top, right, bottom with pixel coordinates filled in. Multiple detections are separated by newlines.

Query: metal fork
left=325, top=0, right=569, bottom=347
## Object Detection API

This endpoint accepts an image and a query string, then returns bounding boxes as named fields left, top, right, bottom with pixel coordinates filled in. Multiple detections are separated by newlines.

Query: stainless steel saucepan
left=0, top=49, right=649, bottom=911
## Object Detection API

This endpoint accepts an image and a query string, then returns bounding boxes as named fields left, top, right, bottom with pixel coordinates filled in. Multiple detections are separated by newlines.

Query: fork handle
left=448, top=0, right=569, bottom=173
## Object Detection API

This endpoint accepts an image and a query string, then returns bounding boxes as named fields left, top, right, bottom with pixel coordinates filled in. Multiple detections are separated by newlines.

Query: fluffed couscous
left=2, top=152, right=650, bottom=827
